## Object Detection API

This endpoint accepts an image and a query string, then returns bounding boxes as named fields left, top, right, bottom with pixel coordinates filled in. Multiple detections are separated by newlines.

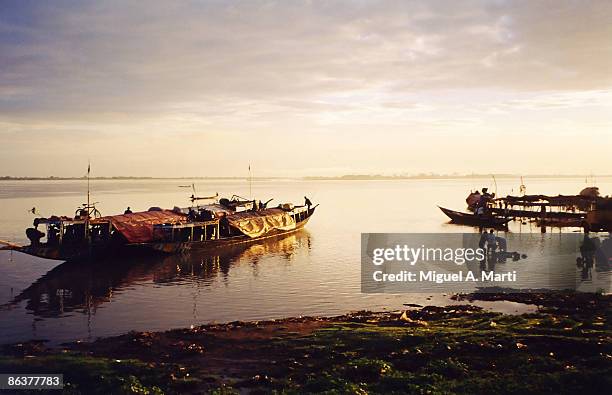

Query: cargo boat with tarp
left=1, top=195, right=317, bottom=262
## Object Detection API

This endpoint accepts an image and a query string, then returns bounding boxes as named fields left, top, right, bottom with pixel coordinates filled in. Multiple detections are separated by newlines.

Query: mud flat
left=1, top=292, right=610, bottom=394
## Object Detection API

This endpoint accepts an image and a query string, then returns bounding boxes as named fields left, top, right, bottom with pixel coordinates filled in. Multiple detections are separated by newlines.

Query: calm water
left=0, top=178, right=610, bottom=345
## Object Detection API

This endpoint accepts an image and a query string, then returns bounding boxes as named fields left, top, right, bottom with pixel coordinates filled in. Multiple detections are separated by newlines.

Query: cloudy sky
left=1, top=0, right=611, bottom=177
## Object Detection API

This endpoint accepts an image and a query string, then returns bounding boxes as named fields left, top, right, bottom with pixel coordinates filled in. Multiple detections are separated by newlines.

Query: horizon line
left=0, top=173, right=609, bottom=181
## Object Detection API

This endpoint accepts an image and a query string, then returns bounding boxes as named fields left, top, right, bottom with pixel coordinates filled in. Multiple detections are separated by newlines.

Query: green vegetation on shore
left=1, top=293, right=610, bottom=394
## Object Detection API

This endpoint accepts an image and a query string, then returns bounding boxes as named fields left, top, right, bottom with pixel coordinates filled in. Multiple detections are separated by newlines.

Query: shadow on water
left=576, top=233, right=612, bottom=282
left=1, top=230, right=312, bottom=319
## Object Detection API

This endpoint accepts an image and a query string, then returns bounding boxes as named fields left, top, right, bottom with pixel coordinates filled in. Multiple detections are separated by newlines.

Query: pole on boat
left=87, top=161, right=90, bottom=212
left=492, top=174, right=498, bottom=197
left=86, top=161, right=91, bottom=243
left=248, top=164, right=252, bottom=199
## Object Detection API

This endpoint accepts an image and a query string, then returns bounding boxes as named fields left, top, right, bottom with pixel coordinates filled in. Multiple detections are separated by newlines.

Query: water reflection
left=577, top=234, right=612, bottom=282
left=2, top=230, right=312, bottom=319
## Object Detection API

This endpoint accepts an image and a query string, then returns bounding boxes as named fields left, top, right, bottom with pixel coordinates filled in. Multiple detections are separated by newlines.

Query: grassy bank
left=1, top=293, right=610, bottom=394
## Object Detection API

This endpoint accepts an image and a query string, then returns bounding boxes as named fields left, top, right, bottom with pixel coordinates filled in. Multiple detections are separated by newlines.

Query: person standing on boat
left=124, top=207, right=133, bottom=214
left=480, top=188, right=492, bottom=203
left=304, top=196, right=313, bottom=209
left=475, top=188, right=492, bottom=216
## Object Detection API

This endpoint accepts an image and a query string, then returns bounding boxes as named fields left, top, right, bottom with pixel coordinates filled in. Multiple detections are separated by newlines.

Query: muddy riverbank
left=1, top=292, right=610, bottom=394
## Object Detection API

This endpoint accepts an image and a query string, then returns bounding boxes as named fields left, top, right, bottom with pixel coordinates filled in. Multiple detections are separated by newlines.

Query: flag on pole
left=87, top=162, right=91, bottom=175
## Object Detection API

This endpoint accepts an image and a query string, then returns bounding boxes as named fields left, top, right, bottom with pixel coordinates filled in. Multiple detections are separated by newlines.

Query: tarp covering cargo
left=227, top=208, right=296, bottom=238
left=97, top=210, right=187, bottom=243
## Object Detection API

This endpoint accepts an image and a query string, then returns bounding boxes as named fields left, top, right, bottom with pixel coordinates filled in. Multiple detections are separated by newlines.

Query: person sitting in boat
left=466, top=191, right=481, bottom=211
left=198, top=209, right=213, bottom=221
left=124, top=207, right=133, bottom=214
left=26, top=227, right=45, bottom=246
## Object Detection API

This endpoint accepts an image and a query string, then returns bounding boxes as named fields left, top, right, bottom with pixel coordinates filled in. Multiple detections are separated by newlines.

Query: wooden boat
left=1, top=196, right=318, bottom=263
left=458, top=188, right=612, bottom=232
left=439, top=206, right=512, bottom=227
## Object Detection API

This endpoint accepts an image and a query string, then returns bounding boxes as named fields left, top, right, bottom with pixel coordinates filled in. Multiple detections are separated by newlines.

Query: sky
left=1, top=0, right=611, bottom=177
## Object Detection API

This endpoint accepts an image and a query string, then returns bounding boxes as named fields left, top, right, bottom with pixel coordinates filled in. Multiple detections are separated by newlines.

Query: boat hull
left=439, top=206, right=511, bottom=227
left=147, top=216, right=311, bottom=254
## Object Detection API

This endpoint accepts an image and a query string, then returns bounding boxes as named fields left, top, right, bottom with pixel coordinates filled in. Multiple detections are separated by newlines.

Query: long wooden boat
left=439, top=206, right=512, bottom=227
left=1, top=197, right=318, bottom=263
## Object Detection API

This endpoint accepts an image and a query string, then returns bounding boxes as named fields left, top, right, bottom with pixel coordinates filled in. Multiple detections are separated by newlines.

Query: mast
left=85, top=161, right=91, bottom=243
left=248, top=164, right=252, bottom=199
left=492, top=174, right=498, bottom=196
left=87, top=161, right=91, bottom=212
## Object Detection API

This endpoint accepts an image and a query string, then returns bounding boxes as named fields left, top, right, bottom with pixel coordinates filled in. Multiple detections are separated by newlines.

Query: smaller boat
left=439, top=206, right=512, bottom=227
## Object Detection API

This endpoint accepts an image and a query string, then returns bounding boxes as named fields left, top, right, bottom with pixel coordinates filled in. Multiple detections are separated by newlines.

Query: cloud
left=1, top=1, right=611, bottom=116
left=0, top=0, right=610, bottom=176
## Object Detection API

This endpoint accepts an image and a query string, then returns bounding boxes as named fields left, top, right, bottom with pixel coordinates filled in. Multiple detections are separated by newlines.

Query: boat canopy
left=94, top=210, right=187, bottom=243
left=227, top=208, right=296, bottom=238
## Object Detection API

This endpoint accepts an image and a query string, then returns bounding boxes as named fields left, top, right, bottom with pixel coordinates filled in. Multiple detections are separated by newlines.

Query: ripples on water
left=0, top=178, right=610, bottom=344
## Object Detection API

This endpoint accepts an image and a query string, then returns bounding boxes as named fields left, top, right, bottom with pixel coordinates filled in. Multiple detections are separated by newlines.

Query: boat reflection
left=3, top=230, right=312, bottom=318
left=576, top=234, right=612, bottom=282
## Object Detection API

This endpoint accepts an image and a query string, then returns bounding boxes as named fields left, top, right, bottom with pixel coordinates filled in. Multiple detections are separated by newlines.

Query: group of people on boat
left=121, top=195, right=314, bottom=222
left=246, top=196, right=313, bottom=212
left=468, top=188, right=496, bottom=216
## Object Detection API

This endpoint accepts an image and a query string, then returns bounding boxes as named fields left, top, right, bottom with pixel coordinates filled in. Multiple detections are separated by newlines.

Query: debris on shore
left=1, top=292, right=610, bottom=394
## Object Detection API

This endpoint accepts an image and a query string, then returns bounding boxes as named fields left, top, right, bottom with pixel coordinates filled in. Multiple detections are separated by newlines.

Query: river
left=0, top=177, right=610, bottom=344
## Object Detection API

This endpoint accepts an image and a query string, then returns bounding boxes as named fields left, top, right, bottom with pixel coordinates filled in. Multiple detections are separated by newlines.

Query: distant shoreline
left=303, top=174, right=611, bottom=181
left=0, top=174, right=609, bottom=181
